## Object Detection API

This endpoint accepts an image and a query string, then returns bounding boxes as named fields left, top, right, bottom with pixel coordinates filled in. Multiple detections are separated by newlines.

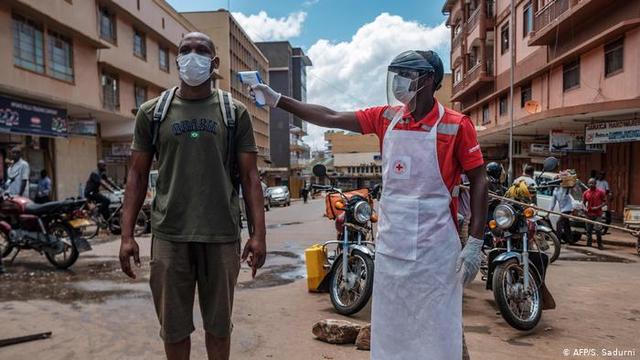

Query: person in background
left=85, top=160, right=118, bottom=221
left=35, top=169, right=52, bottom=203
left=301, top=183, right=310, bottom=204
left=6, top=147, right=30, bottom=197
left=550, top=179, right=573, bottom=243
left=458, top=174, right=471, bottom=245
left=513, top=164, right=536, bottom=187
left=583, top=178, right=606, bottom=250
left=596, top=171, right=612, bottom=228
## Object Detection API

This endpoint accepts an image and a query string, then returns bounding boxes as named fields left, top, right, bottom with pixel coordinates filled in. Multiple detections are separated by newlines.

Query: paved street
left=1, top=199, right=639, bottom=359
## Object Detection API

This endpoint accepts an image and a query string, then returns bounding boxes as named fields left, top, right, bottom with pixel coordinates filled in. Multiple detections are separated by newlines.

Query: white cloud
left=303, top=0, right=320, bottom=6
left=231, top=11, right=306, bottom=42
left=302, top=13, right=450, bottom=150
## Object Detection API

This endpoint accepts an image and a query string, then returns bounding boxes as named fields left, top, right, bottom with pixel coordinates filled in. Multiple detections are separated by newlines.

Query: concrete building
left=0, top=0, right=195, bottom=198
left=181, top=10, right=271, bottom=167
left=255, top=41, right=312, bottom=194
left=324, top=131, right=381, bottom=190
left=443, top=0, right=640, bottom=218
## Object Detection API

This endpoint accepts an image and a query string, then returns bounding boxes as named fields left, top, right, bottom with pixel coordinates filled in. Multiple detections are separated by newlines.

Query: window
left=523, top=2, right=533, bottom=37
left=499, top=94, right=508, bottom=115
left=454, top=67, right=462, bottom=84
left=520, top=83, right=532, bottom=108
left=501, top=22, right=509, bottom=55
left=487, top=0, right=495, bottom=17
left=12, top=14, right=45, bottom=73
left=99, top=7, right=116, bottom=43
left=134, top=84, right=147, bottom=109
left=102, top=72, right=119, bottom=111
left=604, top=37, right=624, bottom=77
left=563, top=59, right=580, bottom=91
left=133, top=29, right=146, bottom=59
left=159, top=46, right=169, bottom=72
left=47, top=31, right=73, bottom=81
left=482, top=104, right=490, bottom=125
left=454, top=22, right=462, bottom=37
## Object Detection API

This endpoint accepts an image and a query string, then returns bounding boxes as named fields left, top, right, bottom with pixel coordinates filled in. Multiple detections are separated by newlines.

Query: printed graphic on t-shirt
left=171, top=118, right=218, bottom=138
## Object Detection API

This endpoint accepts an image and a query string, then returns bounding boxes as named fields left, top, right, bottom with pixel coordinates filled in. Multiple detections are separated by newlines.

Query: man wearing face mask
left=119, top=32, right=266, bottom=360
left=252, top=50, right=488, bottom=359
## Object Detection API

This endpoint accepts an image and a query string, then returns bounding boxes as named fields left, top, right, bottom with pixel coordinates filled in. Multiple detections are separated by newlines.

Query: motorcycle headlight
left=494, top=204, right=516, bottom=229
left=354, top=201, right=372, bottom=224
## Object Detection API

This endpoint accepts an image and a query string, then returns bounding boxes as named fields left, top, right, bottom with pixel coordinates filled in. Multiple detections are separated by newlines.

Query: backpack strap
left=151, top=86, right=177, bottom=150
left=218, top=88, right=237, bottom=174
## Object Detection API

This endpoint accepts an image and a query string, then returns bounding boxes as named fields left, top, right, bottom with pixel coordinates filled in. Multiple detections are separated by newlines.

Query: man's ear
left=211, top=56, right=220, bottom=72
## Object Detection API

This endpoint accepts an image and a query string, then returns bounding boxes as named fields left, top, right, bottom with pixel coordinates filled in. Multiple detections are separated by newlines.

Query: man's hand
left=456, top=236, right=483, bottom=287
left=119, top=236, right=141, bottom=279
left=241, top=236, right=266, bottom=278
left=250, top=84, right=281, bottom=108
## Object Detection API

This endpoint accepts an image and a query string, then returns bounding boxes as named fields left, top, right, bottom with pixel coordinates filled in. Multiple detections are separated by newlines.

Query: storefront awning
left=0, top=95, right=68, bottom=138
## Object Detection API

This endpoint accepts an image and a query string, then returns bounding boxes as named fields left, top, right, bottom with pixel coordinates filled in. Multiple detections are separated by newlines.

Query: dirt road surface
left=1, top=199, right=639, bottom=359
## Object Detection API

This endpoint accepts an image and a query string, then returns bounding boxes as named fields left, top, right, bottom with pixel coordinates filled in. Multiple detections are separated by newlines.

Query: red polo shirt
left=356, top=100, right=484, bottom=224
left=583, top=188, right=607, bottom=217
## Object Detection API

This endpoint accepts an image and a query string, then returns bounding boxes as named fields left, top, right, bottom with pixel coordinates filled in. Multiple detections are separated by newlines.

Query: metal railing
left=467, top=7, right=481, bottom=31
left=452, top=25, right=464, bottom=49
left=534, top=0, right=570, bottom=32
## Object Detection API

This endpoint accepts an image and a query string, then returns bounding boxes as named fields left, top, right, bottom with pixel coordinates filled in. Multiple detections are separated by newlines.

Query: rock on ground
left=312, top=319, right=361, bottom=345
left=355, top=324, right=370, bottom=350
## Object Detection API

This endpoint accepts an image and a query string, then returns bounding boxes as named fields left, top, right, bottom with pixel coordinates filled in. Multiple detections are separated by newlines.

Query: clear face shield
left=385, top=69, right=431, bottom=115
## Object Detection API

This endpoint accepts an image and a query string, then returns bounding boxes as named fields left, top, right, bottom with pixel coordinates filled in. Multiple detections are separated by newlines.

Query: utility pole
left=508, top=0, right=516, bottom=184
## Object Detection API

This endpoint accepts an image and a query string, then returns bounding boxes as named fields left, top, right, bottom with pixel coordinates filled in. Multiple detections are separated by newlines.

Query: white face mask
left=392, top=75, right=417, bottom=104
left=177, top=53, right=214, bottom=87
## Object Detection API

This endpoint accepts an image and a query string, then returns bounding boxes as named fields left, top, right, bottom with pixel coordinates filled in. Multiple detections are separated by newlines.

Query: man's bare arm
left=276, top=96, right=362, bottom=133
left=119, top=151, right=153, bottom=279
left=466, top=165, right=489, bottom=239
left=238, top=152, right=266, bottom=277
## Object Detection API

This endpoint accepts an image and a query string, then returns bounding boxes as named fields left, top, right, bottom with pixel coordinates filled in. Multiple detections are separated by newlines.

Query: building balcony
left=290, top=139, right=310, bottom=152
left=451, top=62, right=494, bottom=101
left=529, top=0, right=603, bottom=46
left=289, top=124, right=307, bottom=136
left=290, top=157, right=309, bottom=169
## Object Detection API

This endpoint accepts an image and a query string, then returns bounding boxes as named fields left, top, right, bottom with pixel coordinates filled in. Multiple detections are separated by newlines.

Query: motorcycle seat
left=25, top=199, right=83, bottom=215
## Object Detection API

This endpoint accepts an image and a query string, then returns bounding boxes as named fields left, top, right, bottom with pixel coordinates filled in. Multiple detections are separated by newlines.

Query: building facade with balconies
left=443, top=0, right=640, bottom=218
left=0, top=0, right=195, bottom=198
left=324, top=131, right=382, bottom=190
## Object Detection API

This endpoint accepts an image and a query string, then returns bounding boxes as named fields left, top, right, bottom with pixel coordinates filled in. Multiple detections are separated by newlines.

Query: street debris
left=0, top=332, right=52, bottom=348
left=312, top=319, right=361, bottom=344
left=355, top=324, right=371, bottom=350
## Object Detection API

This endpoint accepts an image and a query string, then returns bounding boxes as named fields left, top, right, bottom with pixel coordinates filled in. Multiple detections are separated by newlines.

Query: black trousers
left=557, top=211, right=572, bottom=243
left=86, top=192, right=111, bottom=220
left=585, top=215, right=603, bottom=247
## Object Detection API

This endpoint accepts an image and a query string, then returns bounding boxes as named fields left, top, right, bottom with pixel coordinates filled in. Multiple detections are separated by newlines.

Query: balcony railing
left=452, top=61, right=493, bottom=97
left=534, top=0, right=570, bottom=32
left=452, top=26, right=464, bottom=49
left=467, top=7, right=481, bottom=31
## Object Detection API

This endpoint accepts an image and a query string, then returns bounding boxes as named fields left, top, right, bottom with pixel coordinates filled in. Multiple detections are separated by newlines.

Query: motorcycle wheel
left=492, top=259, right=542, bottom=331
left=45, top=223, right=79, bottom=269
left=329, top=249, right=374, bottom=316
left=534, top=231, right=561, bottom=263
left=0, top=232, right=13, bottom=258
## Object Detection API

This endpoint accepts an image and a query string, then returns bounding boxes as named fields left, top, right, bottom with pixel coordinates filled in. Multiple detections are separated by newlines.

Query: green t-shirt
left=132, top=91, right=257, bottom=243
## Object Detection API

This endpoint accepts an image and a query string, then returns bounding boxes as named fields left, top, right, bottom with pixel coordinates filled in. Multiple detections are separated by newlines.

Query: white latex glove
left=456, top=236, right=483, bottom=287
left=250, top=84, right=282, bottom=108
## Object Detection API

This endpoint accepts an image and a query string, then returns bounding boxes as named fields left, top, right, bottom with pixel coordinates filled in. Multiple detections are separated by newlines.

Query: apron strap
left=384, top=102, right=446, bottom=139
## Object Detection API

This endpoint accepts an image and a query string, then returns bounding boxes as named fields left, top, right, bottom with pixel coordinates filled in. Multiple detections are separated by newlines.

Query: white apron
left=371, top=103, right=462, bottom=360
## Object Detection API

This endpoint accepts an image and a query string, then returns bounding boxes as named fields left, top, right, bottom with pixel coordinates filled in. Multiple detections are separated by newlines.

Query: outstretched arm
left=252, top=84, right=362, bottom=133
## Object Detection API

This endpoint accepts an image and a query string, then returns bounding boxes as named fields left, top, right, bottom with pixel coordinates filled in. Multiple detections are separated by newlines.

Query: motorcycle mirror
left=312, top=164, right=327, bottom=178
left=542, top=157, right=559, bottom=172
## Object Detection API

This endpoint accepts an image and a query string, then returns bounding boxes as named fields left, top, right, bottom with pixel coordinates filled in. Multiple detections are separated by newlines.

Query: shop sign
left=111, top=143, right=132, bottom=157
left=0, top=95, right=68, bottom=137
left=549, top=130, right=604, bottom=153
left=585, top=119, right=640, bottom=144
left=68, top=118, right=97, bottom=136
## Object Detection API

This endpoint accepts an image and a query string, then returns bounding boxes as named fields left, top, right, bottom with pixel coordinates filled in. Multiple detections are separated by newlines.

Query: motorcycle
left=311, top=164, right=378, bottom=316
left=0, top=183, right=92, bottom=269
left=84, top=189, right=148, bottom=238
left=485, top=157, right=558, bottom=331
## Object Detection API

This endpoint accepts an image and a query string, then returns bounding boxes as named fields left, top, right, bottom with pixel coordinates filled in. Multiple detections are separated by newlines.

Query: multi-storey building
left=443, top=0, right=640, bottom=218
left=0, top=0, right=194, bottom=198
left=181, top=10, right=271, bottom=167
left=324, top=131, right=382, bottom=190
left=255, top=41, right=312, bottom=195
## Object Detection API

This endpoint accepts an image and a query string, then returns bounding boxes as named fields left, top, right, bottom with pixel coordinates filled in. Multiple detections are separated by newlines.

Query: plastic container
left=305, top=244, right=328, bottom=292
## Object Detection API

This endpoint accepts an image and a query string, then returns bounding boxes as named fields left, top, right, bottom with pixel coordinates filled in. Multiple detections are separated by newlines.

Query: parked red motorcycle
left=0, top=184, right=92, bottom=269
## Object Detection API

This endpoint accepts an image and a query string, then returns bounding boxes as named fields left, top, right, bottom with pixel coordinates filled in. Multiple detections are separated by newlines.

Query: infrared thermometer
left=238, top=71, right=266, bottom=107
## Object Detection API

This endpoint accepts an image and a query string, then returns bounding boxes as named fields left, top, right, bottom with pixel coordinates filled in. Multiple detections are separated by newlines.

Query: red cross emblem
left=393, top=160, right=406, bottom=175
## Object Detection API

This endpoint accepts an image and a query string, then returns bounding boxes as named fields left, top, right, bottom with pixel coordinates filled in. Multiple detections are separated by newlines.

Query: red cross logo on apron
left=393, top=160, right=407, bottom=175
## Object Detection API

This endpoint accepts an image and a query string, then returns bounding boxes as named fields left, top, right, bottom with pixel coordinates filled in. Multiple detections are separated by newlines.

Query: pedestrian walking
left=583, top=178, right=606, bottom=250
left=551, top=182, right=573, bottom=243
left=251, top=49, right=488, bottom=360
left=119, top=32, right=266, bottom=360
left=6, top=147, right=30, bottom=197
left=35, top=169, right=52, bottom=203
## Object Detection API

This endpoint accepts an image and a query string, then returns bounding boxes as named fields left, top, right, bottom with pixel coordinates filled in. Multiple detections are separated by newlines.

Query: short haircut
left=524, top=165, right=534, bottom=176
left=180, top=32, right=216, bottom=55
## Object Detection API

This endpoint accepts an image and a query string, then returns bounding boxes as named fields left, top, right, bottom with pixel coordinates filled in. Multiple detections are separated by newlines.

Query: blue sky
left=166, top=0, right=449, bottom=54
